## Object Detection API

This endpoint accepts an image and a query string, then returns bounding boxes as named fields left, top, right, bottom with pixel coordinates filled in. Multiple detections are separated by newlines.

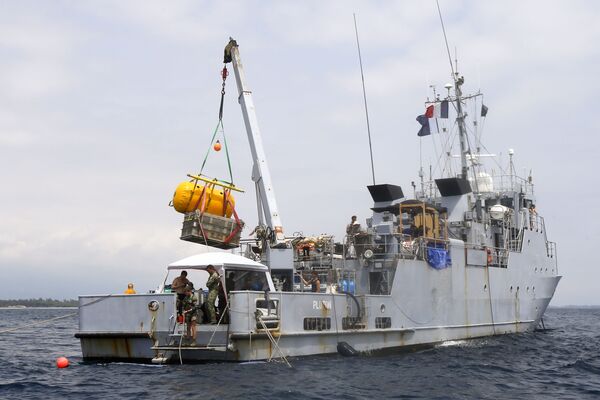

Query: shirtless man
left=300, top=271, right=321, bottom=293
left=172, top=270, right=189, bottom=316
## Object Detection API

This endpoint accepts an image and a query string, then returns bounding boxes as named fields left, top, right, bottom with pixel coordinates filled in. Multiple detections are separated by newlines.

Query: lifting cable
left=198, top=65, right=235, bottom=185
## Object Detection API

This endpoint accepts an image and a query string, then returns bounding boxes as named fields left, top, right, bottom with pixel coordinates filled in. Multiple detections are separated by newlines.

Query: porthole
left=484, top=284, right=488, bottom=291
left=517, top=286, right=520, bottom=291
left=380, top=304, right=386, bottom=314
left=148, top=300, right=160, bottom=311
left=510, top=286, right=513, bottom=292
left=535, top=267, right=538, bottom=272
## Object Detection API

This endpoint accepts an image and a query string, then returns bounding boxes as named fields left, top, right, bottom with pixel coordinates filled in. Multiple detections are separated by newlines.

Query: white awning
left=167, top=252, right=267, bottom=271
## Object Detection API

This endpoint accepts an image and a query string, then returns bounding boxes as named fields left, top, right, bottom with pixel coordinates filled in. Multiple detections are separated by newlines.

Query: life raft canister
left=172, top=181, right=235, bottom=217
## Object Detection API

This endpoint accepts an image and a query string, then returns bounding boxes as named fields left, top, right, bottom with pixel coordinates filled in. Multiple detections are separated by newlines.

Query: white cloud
left=0, top=130, right=35, bottom=147
left=0, top=1, right=598, bottom=305
left=0, top=14, right=79, bottom=99
left=81, top=0, right=250, bottom=45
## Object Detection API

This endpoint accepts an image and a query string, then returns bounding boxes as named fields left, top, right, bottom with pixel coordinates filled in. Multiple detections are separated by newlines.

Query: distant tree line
left=0, top=298, right=78, bottom=307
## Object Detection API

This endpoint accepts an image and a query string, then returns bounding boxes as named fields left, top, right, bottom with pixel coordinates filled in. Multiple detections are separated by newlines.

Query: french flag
left=425, top=101, right=449, bottom=119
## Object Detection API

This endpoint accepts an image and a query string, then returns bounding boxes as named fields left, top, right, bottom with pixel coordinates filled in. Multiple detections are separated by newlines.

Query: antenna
left=436, top=0, right=469, bottom=179
left=353, top=13, right=376, bottom=185
left=508, top=148, right=515, bottom=191
left=436, top=0, right=455, bottom=78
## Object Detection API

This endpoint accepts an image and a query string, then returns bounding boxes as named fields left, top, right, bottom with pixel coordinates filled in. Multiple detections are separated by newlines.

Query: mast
left=437, top=0, right=470, bottom=180
left=453, top=74, right=470, bottom=179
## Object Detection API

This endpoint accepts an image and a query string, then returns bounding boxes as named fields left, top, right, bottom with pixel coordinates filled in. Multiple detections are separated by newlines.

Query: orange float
left=56, top=356, right=69, bottom=368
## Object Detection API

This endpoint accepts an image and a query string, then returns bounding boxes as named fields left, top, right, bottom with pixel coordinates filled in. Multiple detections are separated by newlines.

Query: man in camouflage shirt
left=205, top=265, right=220, bottom=324
left=182, top=284, right=198, bottom=342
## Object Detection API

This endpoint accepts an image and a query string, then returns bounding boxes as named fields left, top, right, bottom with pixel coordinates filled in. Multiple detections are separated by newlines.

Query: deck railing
left=340, top=230, right=453, bottom=264
left=546, top=241, right=557, bottom=259
left=415, top=173, right=534, bottom=200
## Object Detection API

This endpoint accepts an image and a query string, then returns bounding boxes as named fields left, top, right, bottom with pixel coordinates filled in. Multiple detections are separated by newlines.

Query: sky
left=0, top=1, right=598, bottom=305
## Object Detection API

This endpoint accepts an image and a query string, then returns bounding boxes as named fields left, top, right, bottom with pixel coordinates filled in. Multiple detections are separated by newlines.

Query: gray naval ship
left=76, top=39, right=560, bottom=363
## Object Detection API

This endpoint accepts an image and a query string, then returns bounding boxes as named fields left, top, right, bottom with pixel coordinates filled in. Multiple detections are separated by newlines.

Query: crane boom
left=224, top=38, right=285, bottom=244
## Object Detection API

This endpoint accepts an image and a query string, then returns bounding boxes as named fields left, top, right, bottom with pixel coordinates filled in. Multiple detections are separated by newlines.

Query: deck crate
left=180, top=212, right=244, bottom=249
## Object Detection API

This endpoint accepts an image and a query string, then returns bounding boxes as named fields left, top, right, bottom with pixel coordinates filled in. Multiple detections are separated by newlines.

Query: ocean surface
left=0, top=307, right=599, bottom=399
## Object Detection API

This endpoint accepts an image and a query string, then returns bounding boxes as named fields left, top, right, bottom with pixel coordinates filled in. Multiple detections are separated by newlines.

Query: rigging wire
left=436, top=0, right=456, bottom=80
left=430, top=128, right=440, bottom=177
left=479, top=95, right=488, bottom=146
left=198, top=66, right=235, bottom=185
left=0, top=312, right=77, bottom=334
left=353, top=13, right=376, bottom=185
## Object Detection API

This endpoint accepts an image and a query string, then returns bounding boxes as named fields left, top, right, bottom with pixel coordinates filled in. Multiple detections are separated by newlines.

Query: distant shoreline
left=0, top=299, right=78, bottom=308
left=550, top=305, right=600, bottom=309
left=0, top=306, right=78, bottom=309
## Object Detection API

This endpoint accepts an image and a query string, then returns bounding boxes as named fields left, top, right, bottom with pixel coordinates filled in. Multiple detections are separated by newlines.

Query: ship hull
left=77, top=233, right=559, bottom=363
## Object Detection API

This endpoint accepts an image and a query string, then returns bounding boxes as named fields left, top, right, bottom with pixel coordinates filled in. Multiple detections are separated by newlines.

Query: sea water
left=0, top=307, right=599, bottom=399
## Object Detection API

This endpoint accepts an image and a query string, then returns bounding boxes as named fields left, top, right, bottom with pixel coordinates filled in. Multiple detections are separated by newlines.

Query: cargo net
left=180, top=180, right=245, bottom=249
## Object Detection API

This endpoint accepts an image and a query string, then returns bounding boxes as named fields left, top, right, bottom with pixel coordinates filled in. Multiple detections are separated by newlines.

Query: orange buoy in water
left=56, top=356, right=69, bottom=368
left=213, top=141, right=222, bottom=151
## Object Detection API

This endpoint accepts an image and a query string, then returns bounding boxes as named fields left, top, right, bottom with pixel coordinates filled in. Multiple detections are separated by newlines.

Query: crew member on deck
left=529, top=204, right=537, bottom=229
left=205, top=265, right=220, bottom=324
left=300, top=271, right=321, bottom=292
left=124, top=283, right=136, bottom=294
left=172, top=271, right=189, bottom=316
left=346, top=215, right=360, bottom=258
left=346, top=215, right=360, bottom=235
left=182, top=284, right=198, bottom=342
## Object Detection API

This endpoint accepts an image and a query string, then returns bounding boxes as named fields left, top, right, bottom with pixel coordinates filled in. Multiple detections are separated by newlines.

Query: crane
left=223, top=38, right=294, bottom=284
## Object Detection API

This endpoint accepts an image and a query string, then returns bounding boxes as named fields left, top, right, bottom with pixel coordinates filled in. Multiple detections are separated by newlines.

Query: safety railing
left=415, top=173, right=534, bottom=200
left=343, top=232, right=450, bottom=263
left=489, top=246, right=509, bottom=268
left=526, top=213, right=544, bottom=233
left=462, top=242, right=509, bottom=268
left=546, top=241, right=557, bottom=259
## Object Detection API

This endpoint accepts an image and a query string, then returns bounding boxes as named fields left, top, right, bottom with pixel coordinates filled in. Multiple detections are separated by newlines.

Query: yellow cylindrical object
left=172, top=181, right=235, bottom=217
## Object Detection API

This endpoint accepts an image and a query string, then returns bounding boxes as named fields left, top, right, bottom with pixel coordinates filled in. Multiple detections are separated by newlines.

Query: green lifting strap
left=198, top=120, right=234, bottom=185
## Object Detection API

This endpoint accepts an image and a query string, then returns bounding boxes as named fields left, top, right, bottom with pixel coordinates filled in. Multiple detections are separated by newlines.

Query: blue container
left=348, top=280, right=355, bottom=294
left=341, top=279, right=348, bottom=293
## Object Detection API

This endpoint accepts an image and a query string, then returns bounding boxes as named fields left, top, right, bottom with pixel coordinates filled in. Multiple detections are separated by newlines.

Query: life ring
left=486, top=248, right=493, bottom=265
